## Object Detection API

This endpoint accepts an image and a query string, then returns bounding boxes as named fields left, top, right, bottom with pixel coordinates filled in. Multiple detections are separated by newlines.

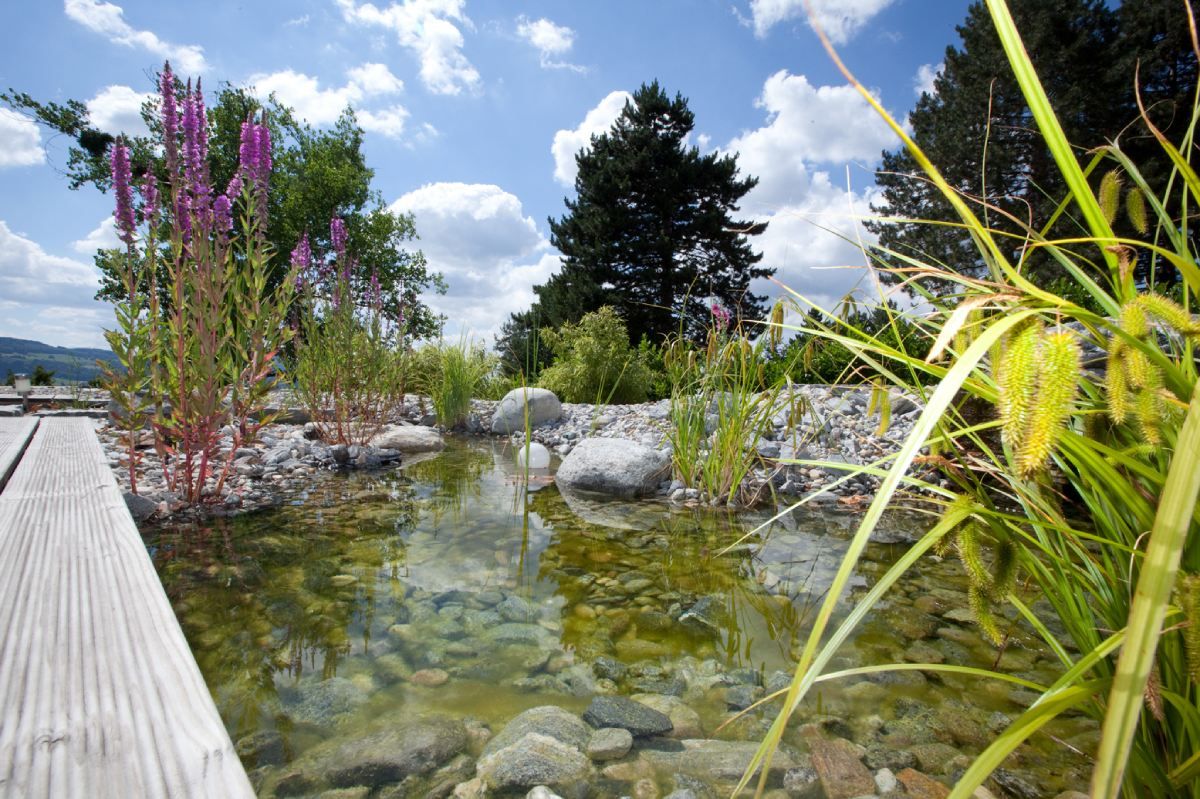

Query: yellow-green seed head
left=1016, top=330, right=1080, bottom=477
left=1099, top=170, right=1122, bottom=225
left=1126, top=186, right=1149, bottom=235
left=1106, top=350, right=1130, bottom=424
left=1136, top=388, right=1164, bottom=445
left=989, top=539, right=1018, bottom=602
left=1178, top=574, right=1200, bottom=685
left=955, top=522, right=990, bottom=590
left=969, top=584, right=1004, bottom=646
left=1120, top=302, right=1149, bottom=338
left=997, top=321, right=1040, bottom=450
left=1137, top=293, right=1199, bottom=335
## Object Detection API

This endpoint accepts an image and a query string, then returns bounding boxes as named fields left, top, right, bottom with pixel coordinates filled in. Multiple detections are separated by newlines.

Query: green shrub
left=537, top=307, right=657, bottom=404
left=404, top=341, right=497, bottom=427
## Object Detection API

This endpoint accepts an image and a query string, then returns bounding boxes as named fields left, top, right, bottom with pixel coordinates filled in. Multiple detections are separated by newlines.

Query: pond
left=144, top=437, right=1093, bottom=798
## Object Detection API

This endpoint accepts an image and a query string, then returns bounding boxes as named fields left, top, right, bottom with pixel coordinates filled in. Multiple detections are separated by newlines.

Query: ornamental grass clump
left=740, top=2, right=1200, bottom=797
left=102, top=62, right=296, bottom=504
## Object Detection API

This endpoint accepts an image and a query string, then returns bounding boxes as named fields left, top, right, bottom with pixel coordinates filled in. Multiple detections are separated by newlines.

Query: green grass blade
left=1090, top=379, right=1200, bottom=798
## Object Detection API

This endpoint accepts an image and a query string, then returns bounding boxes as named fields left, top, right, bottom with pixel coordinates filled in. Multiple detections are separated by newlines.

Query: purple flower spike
left=225, top=174, right=243, bottom=200
left=710, top=302, right=731, bottom=330
left=139, top=174, right=159, bottom=227
left=110, top=140, right=136, bottom=247
left=368, top=270, right=382, bottom=309
left=290, top=233, right=312, bottom=274
left=213, top=194, right=233, bottom=233
left=159, top=63, right=179, bottom=174
left=255, top=123, right=272, bottom=186
left=330, top=217, right=348, bottom=258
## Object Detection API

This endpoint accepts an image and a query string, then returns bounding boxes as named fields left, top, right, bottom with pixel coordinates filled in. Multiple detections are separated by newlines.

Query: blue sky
left=0, top=0, right=970, bottom=348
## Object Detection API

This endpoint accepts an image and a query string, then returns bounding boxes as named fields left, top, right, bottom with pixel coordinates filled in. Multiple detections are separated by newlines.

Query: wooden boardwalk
left=0, top=418, right=253, bottom=798
left=0, top=419, right=36, bottom=494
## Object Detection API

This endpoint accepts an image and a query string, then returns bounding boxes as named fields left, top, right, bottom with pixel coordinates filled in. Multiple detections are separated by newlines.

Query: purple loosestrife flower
left=290, top=234, right=312, bottom=275
left=710, top=302, right=731, bottom=330
left=255, top=123, right=272, bottom=189
left=139, top=174, right=159, bottom=228
left=368, top=270, right=382, bottom=311
left=110, top=140, right=136, bottom=247
left=181, top=83, right=212, bottom=217
left=159, top=63, right=179, bottom=175
left=330, top=217, right=348, bottom=258
left=213, top=194, right=233, bottom=234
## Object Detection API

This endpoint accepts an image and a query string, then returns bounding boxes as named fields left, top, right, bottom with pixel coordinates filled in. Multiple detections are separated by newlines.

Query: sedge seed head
left=1126, top=186, right=1149, bottom=235
left=1099, top=170, right=1122, bottom=225
left=1016, top=330, right=1080, bottom=477
left=998, top=321, right=1040, bottom=450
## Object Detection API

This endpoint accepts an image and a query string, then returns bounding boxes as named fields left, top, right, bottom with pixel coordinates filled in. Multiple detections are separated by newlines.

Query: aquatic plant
left=291, top=218, right=405, bottom=446
left=742, top=1, right=1200, bottom=796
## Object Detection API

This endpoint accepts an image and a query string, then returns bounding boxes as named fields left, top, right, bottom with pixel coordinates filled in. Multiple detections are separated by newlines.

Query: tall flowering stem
left=100, top=138, right=152, bottom=493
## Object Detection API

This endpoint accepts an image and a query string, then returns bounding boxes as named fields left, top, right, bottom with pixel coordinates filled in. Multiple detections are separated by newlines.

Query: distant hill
left=0, top=337, right=117, bottom=385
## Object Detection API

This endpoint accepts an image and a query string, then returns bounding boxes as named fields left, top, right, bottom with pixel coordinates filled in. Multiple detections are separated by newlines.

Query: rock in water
left=321, top=717, right=468, bottom=787
left=371, top=424, right=445, bottom=453
left=123, top=491, right=158, bottom=523
left=491, top=388, right=563, bottom=434
left=555, top=438, right=670, bottom=499
left=582, top=696, right=673, bottom=737
left=476, top=732, right=593, bottom=791
left=482, top=706, right=592, bottom=757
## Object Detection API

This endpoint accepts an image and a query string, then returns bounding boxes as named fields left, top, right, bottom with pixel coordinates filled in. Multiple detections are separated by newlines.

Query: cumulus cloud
left=727, top=70, right=898, bottom=208
left=72, top=216, right=121, bottom=254
left=746, top=0, right=894, bottom=43
left=0, top=109, right=44, bottom=168
left=723, top=71, right=899, bottom=310
left=63, top=0, right=208, bottom=74
left=516, top=16, right=585, bottom=72
left=390, top=182, right=560, bottom=341
left=249, top=63, right=410, bottom=138
left=335, top=0, right=480, bottom=96
left=914, top=62, right=942, bottom=97
left=86, top=85, right=153, bottom=137
left=551, top=90, right=632, bottom=186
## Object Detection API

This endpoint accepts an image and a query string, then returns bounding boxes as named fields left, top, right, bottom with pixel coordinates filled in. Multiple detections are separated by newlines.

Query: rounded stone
left=586, top=727, right=633, bottom=761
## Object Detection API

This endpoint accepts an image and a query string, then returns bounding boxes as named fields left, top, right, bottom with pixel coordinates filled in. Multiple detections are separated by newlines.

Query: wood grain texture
left=0, top=418, right=37, bottom=494
left=0, top=419, right=253, bottom=798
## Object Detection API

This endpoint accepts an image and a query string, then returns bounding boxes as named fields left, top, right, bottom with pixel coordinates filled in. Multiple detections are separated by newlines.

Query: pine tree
left=499, top=81, right=771, bottom=371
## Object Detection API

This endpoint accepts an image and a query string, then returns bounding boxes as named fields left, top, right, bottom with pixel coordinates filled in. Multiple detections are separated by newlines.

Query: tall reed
left=742, top=2, right=1200, bottom=796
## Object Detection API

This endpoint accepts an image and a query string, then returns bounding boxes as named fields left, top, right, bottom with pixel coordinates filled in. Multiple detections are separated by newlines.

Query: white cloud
left=86, top=85, right=153, bottom=137
left=516, top=16, right=585, bottom=72
left=746, top=0, right=894, bottom=43
left=551, top=90, right=632, bottom=186
left=335, top=0, right=480, bottom=96
left=249, top=63, right=410, bottom=138
left=63, top=0, right=208, bottom=74
left=285, top=14, right=311, bottom=27
left=722, top=71, right=899, bottom=310
left=0, top=220, right=113, bottom=347
left=0, top=109, right=44, bottom=168
left=72, top=216, right=121, bottom=254
left=914, top=62, right=942, bottom=97
left=390, top=183, right=559, bottom=341
left=727, top=70, right=898, bottom=207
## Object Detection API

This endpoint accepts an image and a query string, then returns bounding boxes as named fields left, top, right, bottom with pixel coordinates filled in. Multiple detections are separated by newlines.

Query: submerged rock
left=483, top=706, right=592, bottom=757
left=307, top=716, right=468, bottom=789
left=285, top=677, right=369, bottom=728
left=476, top=732, right=593, bottom=792
left=555, top=438, right=670, bottom=499
left=582, top=695, right=673, bottom=737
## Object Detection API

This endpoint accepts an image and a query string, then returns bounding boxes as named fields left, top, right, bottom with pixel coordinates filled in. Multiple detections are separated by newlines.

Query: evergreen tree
left=499, top=81, right=771, bottom=371
left=868, top=0, right=1125, bottom=292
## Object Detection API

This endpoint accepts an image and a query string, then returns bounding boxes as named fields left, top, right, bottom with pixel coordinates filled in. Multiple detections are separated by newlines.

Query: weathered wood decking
left=0, top=419, right=36, bottom=494
left=0, top=418, right=253, bottom=798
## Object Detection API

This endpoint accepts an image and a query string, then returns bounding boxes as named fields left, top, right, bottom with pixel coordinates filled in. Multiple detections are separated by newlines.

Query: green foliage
left=409, top=340, right=495, bottom=428
left=536, top=307, right=656, bottom=404
left=499, top=81, right=772, bottom=359
left=1, top=79, right=445, bottom=339
left=30, top=365, right=56, bottom=385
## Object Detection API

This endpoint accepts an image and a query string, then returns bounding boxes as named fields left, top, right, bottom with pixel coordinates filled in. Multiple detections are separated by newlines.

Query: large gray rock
left=476, top=733, right=593, bottom=792
left=639, top=739, right=804, bottom=788
left=582, top=696, right=673, bottom=737
left=285, top=677, right=369, bottom=728
left=372, top=424, right=446, bottom=453
left=123, top=491, right=158, bottom=523
left=321, top=717, right=468, bottom=788
left=482, top=706, right=592, bottom=758
left=555, top=438, right=670, bottom=499
left=492, top=388, right=563, bottom=434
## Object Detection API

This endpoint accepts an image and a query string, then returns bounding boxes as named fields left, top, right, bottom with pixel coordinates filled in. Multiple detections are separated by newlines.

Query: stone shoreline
left=91, top=384, right=935, bottom=522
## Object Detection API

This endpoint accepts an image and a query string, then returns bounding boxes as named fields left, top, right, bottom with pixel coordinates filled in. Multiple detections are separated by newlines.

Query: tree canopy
left=498, top=81, right=771, bottom=374
left=2, top=74, right=446, bottom=338
left=867, top=0, right=1196, bottom=293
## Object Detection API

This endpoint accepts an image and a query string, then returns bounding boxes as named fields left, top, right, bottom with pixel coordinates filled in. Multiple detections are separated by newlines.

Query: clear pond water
left=144, top=437, right=1094, bottom=797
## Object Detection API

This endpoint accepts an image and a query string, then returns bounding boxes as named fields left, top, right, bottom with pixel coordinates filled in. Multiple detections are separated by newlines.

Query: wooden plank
left=0, top=419, right=253, bottom=798
left=0, top=418, right=37, bottom=494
